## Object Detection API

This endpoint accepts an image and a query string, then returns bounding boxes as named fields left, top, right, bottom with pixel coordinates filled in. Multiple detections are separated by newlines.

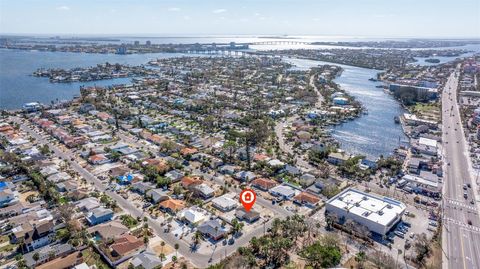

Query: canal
left=286, top=57, right=407, bottom=159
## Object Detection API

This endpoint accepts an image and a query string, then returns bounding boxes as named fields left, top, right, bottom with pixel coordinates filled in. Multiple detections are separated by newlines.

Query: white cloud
left=212, top=9, right=227, bottom=14
left=183, top=15, right=191, bottom=20
left=168, top=7, right=181, bottom=12
left=56, top=6, right=70, bottom=11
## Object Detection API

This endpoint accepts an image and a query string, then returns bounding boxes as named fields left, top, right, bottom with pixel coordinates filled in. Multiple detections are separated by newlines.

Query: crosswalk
left=443, top=217, right=480, bottom=234
left=445, top=198, right=477, bottom=211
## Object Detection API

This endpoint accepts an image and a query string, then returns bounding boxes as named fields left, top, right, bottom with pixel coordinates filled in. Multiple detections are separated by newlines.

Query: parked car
left=394, top=231, right=405, bottom=238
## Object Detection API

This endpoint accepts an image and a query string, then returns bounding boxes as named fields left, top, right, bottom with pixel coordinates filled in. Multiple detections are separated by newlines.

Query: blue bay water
left=0, top=49, right=188, bottom=109
left=286, top=57, right=406, bottom=159
left=1, top=37, right=478, bottom=157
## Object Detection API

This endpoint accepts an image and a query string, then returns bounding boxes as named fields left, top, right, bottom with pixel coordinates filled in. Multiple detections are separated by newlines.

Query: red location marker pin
left=240, top=189, right=256, bottom=212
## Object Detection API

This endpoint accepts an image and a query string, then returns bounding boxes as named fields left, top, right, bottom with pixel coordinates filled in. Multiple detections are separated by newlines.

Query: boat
left=394, top=116, right=400, bottom=124
left=375, top=85, right=384, bottom=88
left=368, top=78, right=378, bottom=82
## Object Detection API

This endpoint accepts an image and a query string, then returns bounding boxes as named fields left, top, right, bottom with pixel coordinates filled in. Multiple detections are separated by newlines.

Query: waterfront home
left=251, top=178, right=278, bottom=191
left=333, top=97, right=349, bottom=105
left=359, top=159, right=377, bottom=170
left=235, top=208, right=260, bottom=223
left=86, top=207, right=114, bottom=226
left=197, top=220, right=229, bottom=241
left=327, top=152, right=350, bottom=165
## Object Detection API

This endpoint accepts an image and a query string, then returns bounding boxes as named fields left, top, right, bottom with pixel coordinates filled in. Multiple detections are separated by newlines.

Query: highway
left=13, top=117, right=293, bottom=268
left=441, top=67, right=480, bottom=269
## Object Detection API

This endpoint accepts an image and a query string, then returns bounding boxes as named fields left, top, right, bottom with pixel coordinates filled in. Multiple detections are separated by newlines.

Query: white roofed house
left=179, top=206, right=207, bottom=225
left=325, top=188, right=406, bottom=235
left=211, top=194, right=238, bottom=212
left=192, top=183, right=215, bottom=199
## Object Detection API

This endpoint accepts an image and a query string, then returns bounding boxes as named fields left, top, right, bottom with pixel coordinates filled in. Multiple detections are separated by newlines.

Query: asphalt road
left=441, top=67, right=480, bottom=269
left=13, top=117, right=294, bottom=268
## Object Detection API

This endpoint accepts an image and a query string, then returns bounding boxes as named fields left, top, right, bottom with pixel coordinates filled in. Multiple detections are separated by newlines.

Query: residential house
left=180, top=207, right=207, bottom=225
left=75, top=197, right=101, bottom=212
left=131, top=181, right=155, bottom=195
left=269, top=185, right=297, bottom=201
left=87, top=220, right=129, bottom=241
left=211, top=195, right=237, bottom=212
left=327, top=152, right=350, bottom=165
left=130, top=251, right=163, bottom=269
left=192, top=183, right=215, bottom=199
left=164, top=170, right=184, bottom=183
left=235, top=208, right=260, bottom=223
left=293, top=192, right=321, bottom=208
left=35, top=251, right=83, bottom=269
left=234, top=171, right=257, bottom=182
left=24, top=243, right=74, bottom=268
left=11, top=219, right=55, bottom=252
left=88, top=154, right=110, bottom=165
left=251, top=178, right=278, bottom=191
left=0, top=188, right=18, bottom=207
left=197, top=220, right=229, bottom=241
left=146, top=188, right=169, bottom=203
left=86, top=207, right=114, bottom=226
left=159, top=199, right=186, bottom=214
left=110, top=234, right=145, bottom=259
left=218, top=165, right=238, bottom=175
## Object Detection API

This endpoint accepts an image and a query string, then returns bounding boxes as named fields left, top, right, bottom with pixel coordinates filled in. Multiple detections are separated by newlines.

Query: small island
left=425, top=58, right=441, bottom=63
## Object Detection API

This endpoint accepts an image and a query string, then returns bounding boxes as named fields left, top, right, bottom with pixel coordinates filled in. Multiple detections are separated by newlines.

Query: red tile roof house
left=99, top=234, right=146, bottom=267
left=88, top=154, right=110, bottom=165
left=293, top=191, right=321, bottom=208
left=181, top=176, right=203, bottom=189
left=251, top=178, right=278, bottom=191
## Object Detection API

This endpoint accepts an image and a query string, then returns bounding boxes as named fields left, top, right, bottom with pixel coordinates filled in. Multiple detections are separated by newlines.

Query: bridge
left=249, top=41, right=312, bottom=45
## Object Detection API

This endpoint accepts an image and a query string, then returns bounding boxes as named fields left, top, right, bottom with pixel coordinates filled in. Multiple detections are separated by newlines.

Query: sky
left=0, top=0, right=479, bottom=38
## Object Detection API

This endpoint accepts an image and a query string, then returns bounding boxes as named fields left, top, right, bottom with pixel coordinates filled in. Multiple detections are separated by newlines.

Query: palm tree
left=160, top=241, right=165, bottom=256
left=174, top=243, right=179, bottom=257
left=192, top=231, right=203, bottom=249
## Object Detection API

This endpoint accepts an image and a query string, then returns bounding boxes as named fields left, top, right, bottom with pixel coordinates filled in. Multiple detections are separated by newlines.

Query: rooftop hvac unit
left=378, top=210, right=384, bottom=216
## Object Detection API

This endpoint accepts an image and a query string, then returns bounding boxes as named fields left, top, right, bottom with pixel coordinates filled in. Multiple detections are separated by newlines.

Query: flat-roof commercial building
left=325, top=188, right=406, bottom=235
